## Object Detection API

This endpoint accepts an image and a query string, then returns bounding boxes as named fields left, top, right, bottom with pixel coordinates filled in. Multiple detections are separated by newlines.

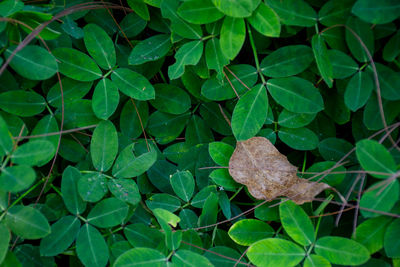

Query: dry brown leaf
left=228, top=136, right=330, bottom=204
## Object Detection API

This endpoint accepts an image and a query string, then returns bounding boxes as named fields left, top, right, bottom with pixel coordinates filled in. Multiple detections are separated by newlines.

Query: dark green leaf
left=76, top=224, right=109, bottom=267
left=87, top=198, right=129, bottom=228
left=344, top=71, right=373, bottom=111
left=92, top=78, right=119, bottom=120
left=108, top=178, right=141, bottom=205
left=12, top=140, right=55, bottom=167
left=90, top=120, right=118, bottom=172
left=384, top=218, right=400, bottom=258
left=0, top=90, right=46, bottom=117
left=112, top=68, right=155, bottom=100
left=170, top=171, right=195, bottom=202
left=278, top=127, right=319, bottom=150
left=78, top=172, right=108, bottom=202
left=61, top=166, right=86, bottom=215
left=168, top=40, right=203, bottom=80
left=84, top=23, right=116, bottom=69
left=150, top=84, right=191, bottom=114
left=265, top=0, right=317, bottom=27
left=0, top=165, right=36, bottom=193
left=172, top=249, right=213, bottom=267
left=312, top=34, right=333, bottom=88
left=177, top=0, right=224, bottom=24
left=352, top=0, right=400, bottom=24
left=114, top=247, right=167, bottom=267
left=128, top=34, right=171, bottom=65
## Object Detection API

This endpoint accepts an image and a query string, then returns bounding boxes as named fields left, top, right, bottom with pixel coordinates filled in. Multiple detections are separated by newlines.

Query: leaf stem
left=247, top=24, right=266, bottom=85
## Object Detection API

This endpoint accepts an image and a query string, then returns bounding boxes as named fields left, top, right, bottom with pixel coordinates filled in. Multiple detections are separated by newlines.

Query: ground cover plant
left=0, top=0, right=399, bottom=266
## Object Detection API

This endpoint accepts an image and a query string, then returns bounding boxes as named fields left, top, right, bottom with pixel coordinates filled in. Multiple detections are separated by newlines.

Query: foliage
left=0, top=0, right=400, bottom=266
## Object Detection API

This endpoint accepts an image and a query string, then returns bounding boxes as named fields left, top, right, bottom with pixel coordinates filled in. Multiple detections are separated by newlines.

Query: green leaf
left=329, top=49, right=358, bottom=79
left=211, top=0, right=260, bottom=18
left=124, top=223, right=164, bottom=249
left=318, top=138, right=355, bottom=162
left=228, top=219, right=274, bottom=246
left=150, top=84, right=191, bottom=114
left=305, top=161, right=346, bottom=186
left=92, top=78, right=119, bottom=120
left=161, top=0, right=202, bottom=39
left=61, top=166, right=86, bottom=215
left=39, top=216, right=81, bottom=256
left=198, top=192, right=219, bottom=229
left=210, top=169, right=239, bottom=191
left=114, top=247, right=167, bottom=267
left=127, top=0, right=150, bottom=20
left=200, top=103, right=232, bottom=135
left=0, top=115, right=13, bottom=157
left=0, top=90, right=46, bottom=117
left=0, top=223, right=10, bottom=263
left=111, top=68, right=155, bottom=100
left=267, top=77, right=324, bottom=113
left=247, top=238, right=305, bottom=267
left=279, top=200, right=315, bottom=246
left=30, top=115, right=59, bottom=149
left=12, top=140, right=55, bottom=167
left=177, top=0, right=224, bottom=24
left=112, top=144, right=157, bottom=178
left=260, top=45, right=313, bottom=77
left=209, top=142, right=234, bottom=166
left=278, top=127, right=319, bottom=150
left=146, top=193, right=181, bottom=212
left=76, top=224, right=109, bottom=267
left=108, top=178, right=141, bottom=205
left=220, top=17, right=245, bottom=60
left=360, top=180, right=399, bottom=218
left=83, top=23, right=116, bottom=69
left=119, top=12, right=146, bottom=38
left=120, top=100, right=149, bottom=139
left=362, top=94, right=400, bottom=130
left=60, top=99, right=101, bottom=128
left=314, top=237, right=370, bottom=266
left=345, top=17, right=374, bottom=63
left=303, top=255, right=331, bottom=267
left=128, top=34, right=171, bottom=65
left=356, top=139, right=396, bottom=178
left=344, top=71, right=373, bottom=111
left=147, top=111, right=190, bottom=140
left=0, top=165, right=36, bottom=193
left=201, top=64, right=258, bottom=101
left=5, top=205, right=50, bottom=239
left=185, top=115, right=214, bottom=146
left=170, top=171, right=195, bottom=202
left=278, top=110, right=316, bottom=129
left=312, top=34, right=333, bottom=88
left=90, top=120, right=118, bottom=172
left=172, top=249, right=214, bottom=267
left=232, top=84, right=268, bottom=141
left=78, top=172, right=108, bottom=202
left=318, top=0, right=353, bottom=26
left=247, top=3, right=280, bottom=37
left=205, top=38, right=229, bottom=77
left=5, top=45, right=57, bottom=80
left=52, top=47, right=102, bottom=81
left=87, top=198, right=129, bottom=228
left=383, top=31, right=400, bottom=62
left=384, top=218, right=400, bottom=258
left=375, top=63, right=400, bottom=101
left=352, top=0, right=400, bottom=24
left=168, top=40, right=204, bottom=80
left=265, top=0, right=317, bottom=27
left=353, top=216, right=392, bottom=254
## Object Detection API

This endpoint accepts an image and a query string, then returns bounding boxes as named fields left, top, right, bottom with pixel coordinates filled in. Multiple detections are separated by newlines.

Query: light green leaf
left=170, top=171, right=195, bottom=202
left=356, top=139, right=396, bottom=178
left=205, top=38, right=229, bottom=77
left=312, top=34, right=333, bottom=88
left=228, top=219, right=274, bottom=246
left=209, top=169, right=239, bottom=191
left=247, top=3, right=280, bottom=37
left=87, top=198, right=129, bottom=228
left=314, top=237, right=370, bottom=266
left=83, top=23, right=116, bottom=69
left=352, top=0, right=400, bottom=24
left=172, top=249, right=214, bottom=267
left=211, top=0, right=260, bottom=18
left=92, top=78, right=119, bottom=120
left=260, top=45, right=313, bottom=77
left=0, top=165, right=36, bottom=193
left=232, top=84, right=268, bottom=141
left=90, top=120, right=118, bottom=172
left=12, top=140, right=55, bottom=167
left=220, top=17, right=245, bottom=60
left=112, top=68, right=155, bottom=100
left=52, top=47, right=102, bottom=81
left=168, top=40, right=204, bottom=80
left=209, top=142, right=234, bottom=166
left=108, top=178, right=141, bottom=205
left=150, top=84, right=191, bottom=115
left=265, top=0, right=317, bottom=27
left=278, top=127, right=319, bottom=150
left=128, top=34, right=171, bottom=65
left=0, top=90, right=46, bottom=117
left=5, top=45, right=57, bottom=80
left=112, top=144, right=157, bottom=178
left=279, top=200, right=315, bottom=246
left=360, top=180, right=399, bottom=218
left=114, top=247, right=167, bottom=267
left=76, top=224, right=109, bottom=267
left=39, top=216, right=81, bottom=256
left=177, top=0, right=224, bottom=24
left=61, top=166, right=86, bottom=215
left=303, top=255, right=331, bottom=267
left=5, top=205, right=50, bottom=239
left=247, top=238, right=305, bottom=267
left=266, top=77, right=324, bottom=113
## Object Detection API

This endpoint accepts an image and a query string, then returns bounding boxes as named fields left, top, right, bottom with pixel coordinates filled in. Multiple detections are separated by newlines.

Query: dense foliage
left=0, top=0, right=400, bottom=266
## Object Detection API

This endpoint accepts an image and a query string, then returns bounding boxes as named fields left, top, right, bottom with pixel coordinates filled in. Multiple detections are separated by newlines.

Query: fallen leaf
left=229, top=136, right=330, bottom=204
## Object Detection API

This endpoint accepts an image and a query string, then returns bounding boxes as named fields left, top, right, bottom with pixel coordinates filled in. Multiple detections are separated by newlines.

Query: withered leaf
left=228, top=137, right=330, bottom=204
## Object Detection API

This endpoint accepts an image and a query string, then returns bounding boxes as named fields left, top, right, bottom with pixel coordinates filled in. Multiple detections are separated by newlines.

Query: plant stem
left=247, top=24, right=266, bottom=85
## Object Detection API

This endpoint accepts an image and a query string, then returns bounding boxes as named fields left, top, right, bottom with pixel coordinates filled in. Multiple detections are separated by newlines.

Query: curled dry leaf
left=229, top=137, right=330, bottom=204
